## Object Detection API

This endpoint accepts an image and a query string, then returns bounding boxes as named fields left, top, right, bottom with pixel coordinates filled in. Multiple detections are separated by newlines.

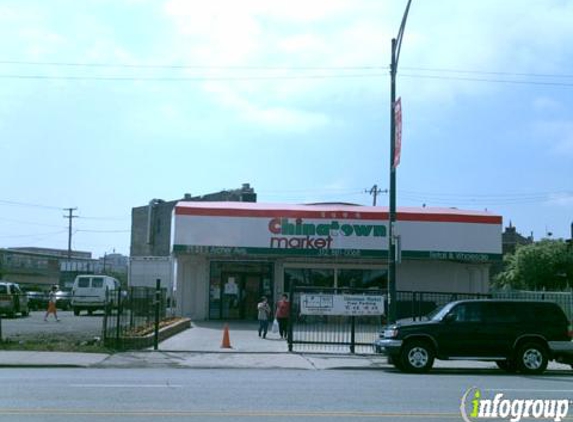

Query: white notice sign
left=300, top=294, right=385, bottom=316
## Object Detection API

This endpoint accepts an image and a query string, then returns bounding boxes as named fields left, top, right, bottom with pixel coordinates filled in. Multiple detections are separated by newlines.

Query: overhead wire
left=0, top=199, right=63, bottom=210
left=2, top=60, right=573, bottom=86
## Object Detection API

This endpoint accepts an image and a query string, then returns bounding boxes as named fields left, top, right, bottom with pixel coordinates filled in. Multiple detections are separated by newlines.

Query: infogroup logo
left=460, top=387, right=571, bottom=422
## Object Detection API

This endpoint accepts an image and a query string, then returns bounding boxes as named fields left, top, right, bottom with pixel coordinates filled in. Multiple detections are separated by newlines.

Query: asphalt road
left=0, top=311, right=104, bottom=342
left=1, top=368, right=572, bottom=421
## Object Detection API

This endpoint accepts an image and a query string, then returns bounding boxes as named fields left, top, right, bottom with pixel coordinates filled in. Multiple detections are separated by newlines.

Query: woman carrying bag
left=275, top=294, right=290, bottom=340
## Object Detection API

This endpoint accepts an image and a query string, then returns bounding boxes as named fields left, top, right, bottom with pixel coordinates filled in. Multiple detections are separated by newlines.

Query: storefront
left=171, top=202, right=502, bottom=320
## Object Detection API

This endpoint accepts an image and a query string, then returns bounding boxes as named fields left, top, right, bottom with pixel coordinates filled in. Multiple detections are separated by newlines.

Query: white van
left=71, top=275, right=120, bottom=316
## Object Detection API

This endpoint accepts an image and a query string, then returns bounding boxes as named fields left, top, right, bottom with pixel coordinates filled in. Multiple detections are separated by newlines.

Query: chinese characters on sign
left=300, top=294, right=385, bottom=316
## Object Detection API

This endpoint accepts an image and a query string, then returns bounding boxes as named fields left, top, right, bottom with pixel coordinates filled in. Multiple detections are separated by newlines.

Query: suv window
left=0, top=285, right=7, bottom=294
left=485, top=302, right=519, bottom=323
left=92, top=278, right=104, bottom=288
left=448, top=302, right=483, bottom=322
left=530, top=303, right=567, bottom=325
left=78, top=278, right=90, bottom=288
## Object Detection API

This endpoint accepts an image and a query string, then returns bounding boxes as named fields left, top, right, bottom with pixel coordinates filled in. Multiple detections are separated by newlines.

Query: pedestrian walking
left=275, top=294, right=290, bottom=339
left=44, top=285, right=60, bottom=322
left=257, top=296, right=271, bottom=338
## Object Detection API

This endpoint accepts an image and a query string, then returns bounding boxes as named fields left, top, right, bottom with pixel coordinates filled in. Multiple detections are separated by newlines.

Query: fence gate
left=288, top=286, right=386, bottom=354
left=287, top=287, right=573, bottom=354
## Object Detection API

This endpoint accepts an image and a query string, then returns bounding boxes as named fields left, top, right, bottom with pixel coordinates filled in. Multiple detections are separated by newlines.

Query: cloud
left=532, top=120, right=573, bottom=156
left=546, top=192, right=573, bottom=207
left=203, top=82, right=329, bottom=133
left=399, top=0, right=573, bottom=103
left=532, top=97, right=562, bottom=113
left=160, top=0, right=573, bottom=123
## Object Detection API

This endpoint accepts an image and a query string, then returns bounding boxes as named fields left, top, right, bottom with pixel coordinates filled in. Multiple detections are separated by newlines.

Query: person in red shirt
left=275, top=294, right=290, bottom=339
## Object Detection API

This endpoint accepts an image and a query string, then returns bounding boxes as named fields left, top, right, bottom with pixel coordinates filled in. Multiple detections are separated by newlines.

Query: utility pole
left=63, top=208, right=78, bottom=260
left=388, top=0, right=413, bottom=324
left=369, top=185, right=381, bottom=206
left=367, top=185, right=388, bottom=206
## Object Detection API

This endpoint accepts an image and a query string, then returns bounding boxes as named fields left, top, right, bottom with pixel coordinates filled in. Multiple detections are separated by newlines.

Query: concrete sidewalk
left=0, top=321, right=571, bottom=372
left=158, top=321, right=290, bottom=353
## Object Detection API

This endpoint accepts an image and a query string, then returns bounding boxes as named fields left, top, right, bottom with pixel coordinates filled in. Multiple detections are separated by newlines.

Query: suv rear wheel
left=516, top=342, right=548, bottom=375
left=400, top=340, right=434, bottom=373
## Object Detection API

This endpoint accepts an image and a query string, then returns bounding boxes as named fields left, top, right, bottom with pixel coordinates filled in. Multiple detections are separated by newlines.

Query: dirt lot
left=0, top=310, right=104, bottom=344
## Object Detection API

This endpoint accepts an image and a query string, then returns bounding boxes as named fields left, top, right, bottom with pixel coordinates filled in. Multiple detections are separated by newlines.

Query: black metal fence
left=102, top=286, right=169, bottom=349
left=288, top=286, right=573, bottom=354
left=288, top=286, right=386, bottom=354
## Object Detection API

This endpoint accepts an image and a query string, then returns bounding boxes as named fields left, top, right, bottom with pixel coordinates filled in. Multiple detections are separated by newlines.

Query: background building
left=0, top=247, right=128, bottom=290
left=130, top=184, right=256, bottom=257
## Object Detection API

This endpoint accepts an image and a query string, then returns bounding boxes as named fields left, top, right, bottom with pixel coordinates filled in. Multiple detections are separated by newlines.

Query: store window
left=337, top=269, right=387, bottom=290
left=284, top=267, right=387, bottom=292
left=284, top=268, right=334, bottom=293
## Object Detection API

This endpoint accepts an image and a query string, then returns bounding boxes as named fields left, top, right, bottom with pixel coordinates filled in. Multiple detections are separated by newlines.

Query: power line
left=401, top=66, right=573, bottom=79
left=0, top=216, right=66, bottom=228
left=78, top=215, right=130, bottom=221
left=0, top=60, right=385, bottom=71
left=400, top=73, right=573, bottom=88
left=3, top=71, right=573, bottom=88
left=0, top=230, right=67, bottom=239
left=401, top=189, right=573, bottom=198
left=0, top=199, right=62, bottom=210
left=0, top=73, right=387, bottom=82
left=4, top=60, right=573, bottom=80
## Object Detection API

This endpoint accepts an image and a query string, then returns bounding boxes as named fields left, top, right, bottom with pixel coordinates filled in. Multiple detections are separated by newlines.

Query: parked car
left=0, top=281, right=29, bottom=317
left=26, top=290, right=49, bottom=311
left=374, top=300, right=573, bottom=374
left=71, top=275, right=121, bottom=316
left=55, top=290, right=72, bottom=310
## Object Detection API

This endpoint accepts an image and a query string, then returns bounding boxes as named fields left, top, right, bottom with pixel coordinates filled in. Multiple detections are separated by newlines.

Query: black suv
left=374, top=300, right=573, bottom=374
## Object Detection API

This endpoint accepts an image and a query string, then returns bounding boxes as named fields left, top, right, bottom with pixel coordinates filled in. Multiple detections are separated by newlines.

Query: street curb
left=0, top=364, right=93, bottom=368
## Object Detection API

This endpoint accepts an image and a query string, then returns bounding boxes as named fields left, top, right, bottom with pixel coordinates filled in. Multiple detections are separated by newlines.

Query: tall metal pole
left=64, top=207, right=78, bottom=260
left=388, top=0, right=412, bottom=324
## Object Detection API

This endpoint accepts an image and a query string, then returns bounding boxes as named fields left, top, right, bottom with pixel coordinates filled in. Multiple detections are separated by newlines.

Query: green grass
left=0, top=334, right=112, bottom=353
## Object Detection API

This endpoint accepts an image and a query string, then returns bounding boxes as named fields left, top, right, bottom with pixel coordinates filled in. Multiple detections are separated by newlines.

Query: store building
left=170, top=202, right=502, bottom=320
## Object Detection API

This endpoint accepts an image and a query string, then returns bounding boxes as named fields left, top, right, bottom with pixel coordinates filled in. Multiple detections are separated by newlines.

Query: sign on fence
left=300, top=294, right=385, bottom=316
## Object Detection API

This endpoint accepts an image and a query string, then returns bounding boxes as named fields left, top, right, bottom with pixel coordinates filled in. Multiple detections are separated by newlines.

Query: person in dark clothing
left=257, top=296, right=271, bottom=338
left=275, top=294, right=290, bottom=339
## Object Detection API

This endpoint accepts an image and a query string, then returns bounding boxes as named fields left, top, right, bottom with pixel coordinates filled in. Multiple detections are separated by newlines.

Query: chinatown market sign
left=300, top=294, right=385, bottom=316
left=172, top=207, right=502, bottom=261
left=267, top=217, right=386, bottom=251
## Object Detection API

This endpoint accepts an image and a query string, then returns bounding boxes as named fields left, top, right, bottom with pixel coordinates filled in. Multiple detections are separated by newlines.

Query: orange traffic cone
left=221, top=323, right=232, bottom=349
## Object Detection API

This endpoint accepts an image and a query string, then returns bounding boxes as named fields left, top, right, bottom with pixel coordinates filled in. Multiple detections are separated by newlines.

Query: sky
left=0, top=0, right=572, bottom=259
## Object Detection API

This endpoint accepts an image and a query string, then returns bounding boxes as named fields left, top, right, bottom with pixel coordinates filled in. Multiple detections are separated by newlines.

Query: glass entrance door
left=221, top=273, right=263, bottom=320
left=242, top=275, right=261, bottom=320
left=210, top=261, right=273, bottom=320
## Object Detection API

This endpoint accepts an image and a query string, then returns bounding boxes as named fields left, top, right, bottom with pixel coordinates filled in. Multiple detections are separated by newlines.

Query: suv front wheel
left=400, top=340, right=435, bottom=373
left=516, top=342, right=548, bottom=375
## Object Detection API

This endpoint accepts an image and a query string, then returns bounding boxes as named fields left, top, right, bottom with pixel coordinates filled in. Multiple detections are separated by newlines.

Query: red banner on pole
left=393, top=97, right=402, bottom=168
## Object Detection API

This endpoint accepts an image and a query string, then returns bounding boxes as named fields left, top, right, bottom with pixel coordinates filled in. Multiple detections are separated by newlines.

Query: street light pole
left=388, top=0, right=412, bottom=324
